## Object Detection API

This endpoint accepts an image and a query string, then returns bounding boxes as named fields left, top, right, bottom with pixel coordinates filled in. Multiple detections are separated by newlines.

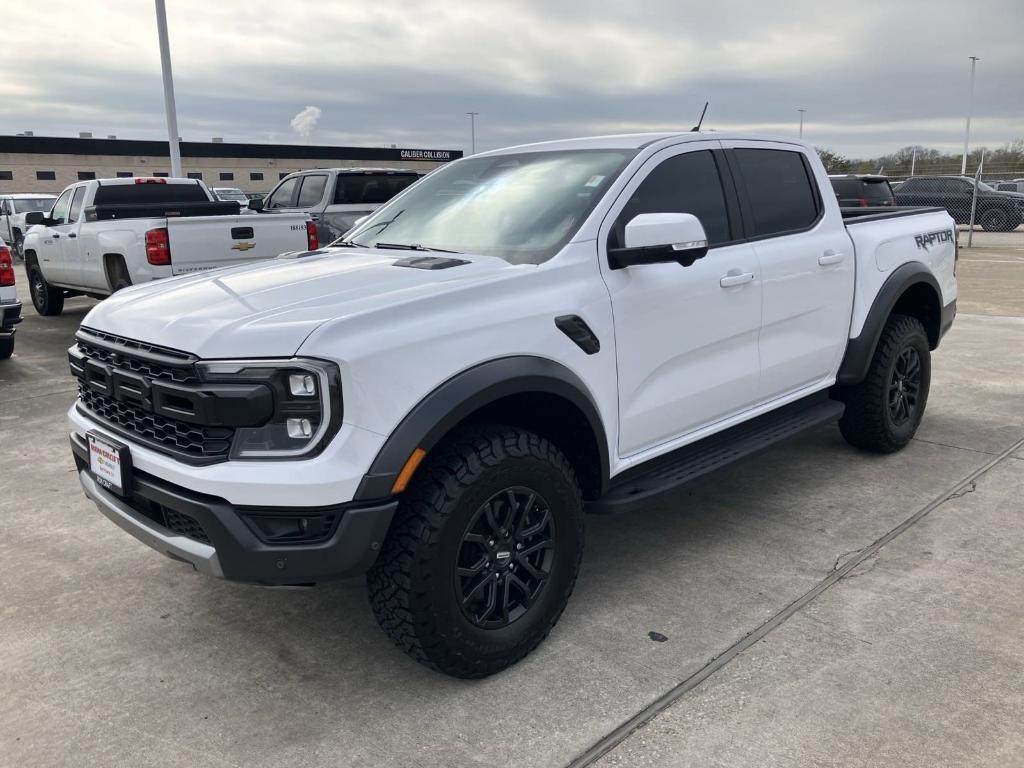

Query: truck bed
left=841, top=206, right=946, bottom=224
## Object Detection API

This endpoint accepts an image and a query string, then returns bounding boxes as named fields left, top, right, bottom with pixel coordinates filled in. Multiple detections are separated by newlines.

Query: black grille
left=74, top=332, right=234, bottom=461
left=130, top=493, right=212, bottom=545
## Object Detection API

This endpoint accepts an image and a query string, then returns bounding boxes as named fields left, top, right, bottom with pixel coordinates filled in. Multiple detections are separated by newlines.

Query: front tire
left=367, top=424, right=584, bottom=678
left=837, top=314, right=931, bottom=453
left=28, top=263, right=64, bottom=316
left=979, top=207, right=1010, bottom=232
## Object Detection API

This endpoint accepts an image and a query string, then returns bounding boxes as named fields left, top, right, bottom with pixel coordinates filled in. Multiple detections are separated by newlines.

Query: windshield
left=215, top=189, right=248, bottom=201
left=12, top=198, right=56, bottom=213
left=975, top=180, right=996, bottom=192
left=343, top=149, right=634, bottom=264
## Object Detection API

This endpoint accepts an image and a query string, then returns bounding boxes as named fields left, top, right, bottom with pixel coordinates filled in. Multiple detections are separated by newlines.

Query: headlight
left=195, top=358, right=342, bottom=459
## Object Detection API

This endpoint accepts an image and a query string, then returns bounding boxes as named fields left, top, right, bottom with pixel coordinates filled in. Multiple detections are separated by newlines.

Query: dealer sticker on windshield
left=87, top=431, right=131, bottom=497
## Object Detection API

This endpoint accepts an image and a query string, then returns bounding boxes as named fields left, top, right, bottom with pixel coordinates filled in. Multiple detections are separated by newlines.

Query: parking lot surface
left=2, top=251, right=1023, bottom=767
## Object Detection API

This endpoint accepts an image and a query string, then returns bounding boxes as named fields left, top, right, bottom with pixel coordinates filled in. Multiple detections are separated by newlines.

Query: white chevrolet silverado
left=23, top=177, right=317, bottom=316
left=67, top=133, right=957, bottom=677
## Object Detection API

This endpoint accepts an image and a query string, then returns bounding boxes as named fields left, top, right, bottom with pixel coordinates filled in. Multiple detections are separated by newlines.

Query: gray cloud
left=1, top=0, right=1021, bottom=158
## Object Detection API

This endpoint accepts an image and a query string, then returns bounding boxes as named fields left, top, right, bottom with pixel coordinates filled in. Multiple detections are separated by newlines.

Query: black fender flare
left=836, top=262, right=942, bottom=386
left=353, top=356, right=610, bottom=501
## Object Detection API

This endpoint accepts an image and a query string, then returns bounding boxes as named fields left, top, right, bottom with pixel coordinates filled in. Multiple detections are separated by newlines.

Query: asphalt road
left=1, top=251, right=1022, bottom=767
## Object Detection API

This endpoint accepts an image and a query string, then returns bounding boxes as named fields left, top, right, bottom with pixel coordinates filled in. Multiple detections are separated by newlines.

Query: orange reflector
left=391, top=448, right=427, bottom=494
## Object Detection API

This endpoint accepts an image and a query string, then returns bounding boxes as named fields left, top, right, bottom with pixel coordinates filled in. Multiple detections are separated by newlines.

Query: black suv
left=829, top=174, right=895, bottom=207
left=894, top=176, right=1024, bottom=232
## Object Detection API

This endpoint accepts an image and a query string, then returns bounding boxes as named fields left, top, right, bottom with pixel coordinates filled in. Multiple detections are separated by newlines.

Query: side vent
left=555, top=315, right=600, bottom=355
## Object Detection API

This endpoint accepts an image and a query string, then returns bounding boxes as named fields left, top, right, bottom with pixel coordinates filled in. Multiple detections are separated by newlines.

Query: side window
left=296, top=174, right=328, bottom=207
left=733, top=149, right=819, bottom=237
left=49, top=189, right=73, bottom=226
left=265, top=177, right=300, bottom=209
left=68, top=187, right=86, bottom=223
left=611, top=150, right=731, bottom=249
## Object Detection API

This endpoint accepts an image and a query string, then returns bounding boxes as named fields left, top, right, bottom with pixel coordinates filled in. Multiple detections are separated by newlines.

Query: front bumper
left=0, top=300, right=22, bottom=337
left=72, top=432, right=397, bottom=585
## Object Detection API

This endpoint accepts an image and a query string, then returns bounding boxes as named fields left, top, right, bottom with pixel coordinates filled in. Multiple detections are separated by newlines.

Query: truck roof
left=478, top=132, right=812, bottom=156
left=0, top=192, right=57, bottom=198
left=93, top=177, right=203, bottom=186
left=282, top=167, right=424, bottom=176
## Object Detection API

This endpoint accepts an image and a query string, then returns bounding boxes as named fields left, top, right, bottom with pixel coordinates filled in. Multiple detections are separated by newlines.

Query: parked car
left=251, top=168, right=423, bottom=243
left=22, top=177, right=316, bottom=316
left=68, top=133, right=956, bottom=677
left=0, top=237, right=22, bottom=359
left=0, top=193, right=57, bottom=259
left=829, top=174, right=895, bottom=207
left=211, top=187, right=255, bottom=212
left=894, top=175, right=1024, bottom=231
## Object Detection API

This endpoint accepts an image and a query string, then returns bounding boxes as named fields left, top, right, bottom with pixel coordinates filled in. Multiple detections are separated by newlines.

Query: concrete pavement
left=1, top=251, right=1022, bottom=767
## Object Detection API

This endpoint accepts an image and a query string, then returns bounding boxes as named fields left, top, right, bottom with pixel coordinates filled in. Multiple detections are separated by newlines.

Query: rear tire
left=836, top=314, right=930, bottom=453
left=0, top=336, right=13, bottom=360
left=367, top=424, right=584, bottom=678
left=28, top=262, right=64, bottom=316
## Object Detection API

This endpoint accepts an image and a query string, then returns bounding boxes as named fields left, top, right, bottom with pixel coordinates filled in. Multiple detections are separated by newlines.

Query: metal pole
left=798, top=109, right=806, bottom=138
left=967, top=148, right=984, bottom=248
left=960, top=56, right=979, bottom=176
left=466, top=112, right=479, bottom=155
left=155, top=0, right=182, bottom=177
left=910, top=147, right=916, bottom=177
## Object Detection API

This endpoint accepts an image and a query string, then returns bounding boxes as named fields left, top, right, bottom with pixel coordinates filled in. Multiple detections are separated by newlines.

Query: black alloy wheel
left=456, top=486, right=555, bottom=629
left=887, top=347, right=921, bottom=426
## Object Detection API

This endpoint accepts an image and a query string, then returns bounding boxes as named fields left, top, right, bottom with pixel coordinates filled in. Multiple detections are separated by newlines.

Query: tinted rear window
left=830, top=178, right=860, bottom=197
left=862, top=179, right=893, bottom=204
left=93, top=182, right=209, bottom=205
left=334, top=174, right=420, bottom=205
left=734, top=149, right=819, bottom=236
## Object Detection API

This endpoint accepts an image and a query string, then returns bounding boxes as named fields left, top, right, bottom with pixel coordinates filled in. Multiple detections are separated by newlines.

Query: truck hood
left=81, top=249, right=521, bottom=358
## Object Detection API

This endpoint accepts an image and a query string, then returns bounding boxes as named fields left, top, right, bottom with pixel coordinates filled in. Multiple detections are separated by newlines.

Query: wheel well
left=444, top=392, right=605, bottom=501
left=103, top=253, right=127, bottom=288
left=892, top=281, right=941, bottom=349
left=23, top=250, right=38, bottom=270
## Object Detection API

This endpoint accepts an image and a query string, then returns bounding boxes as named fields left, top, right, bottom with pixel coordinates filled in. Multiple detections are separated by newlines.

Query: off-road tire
left=0, top=336, right=13, bottom=360
left=12, top=230, right=25, bottom=261
left=367, top=424, right=584, bottom=678
left=28, top=262, right=64, bottom=316
left=837, top=313, right=930, bottom=453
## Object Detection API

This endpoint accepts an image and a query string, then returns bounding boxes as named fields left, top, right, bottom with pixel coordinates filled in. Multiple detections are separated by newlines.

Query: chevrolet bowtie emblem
left=232, top=241, right=256, bottom=251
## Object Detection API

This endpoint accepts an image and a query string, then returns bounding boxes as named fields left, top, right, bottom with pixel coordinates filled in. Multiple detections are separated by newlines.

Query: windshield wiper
left=334, top=239, right=367, bottom=248
left=374, top=242, right=461, bottom=254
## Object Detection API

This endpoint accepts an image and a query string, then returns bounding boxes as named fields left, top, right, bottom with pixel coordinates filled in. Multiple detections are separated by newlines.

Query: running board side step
left=587, top=394, right=845, bottom=514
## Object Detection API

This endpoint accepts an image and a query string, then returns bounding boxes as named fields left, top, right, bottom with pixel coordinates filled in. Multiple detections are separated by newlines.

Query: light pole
left=155, top=0, right=182, bottom=177
left=797, top=108, right=806, bottom=138
left=466, top=112, right=479, bottom=155
left=960, top=56, right=979, bottom=176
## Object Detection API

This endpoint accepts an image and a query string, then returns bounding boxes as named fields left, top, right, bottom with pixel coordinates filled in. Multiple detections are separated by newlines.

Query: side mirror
left=24, top=211, right=46, bottom=226
left=609, top=213, right=709, bottom=270
left=247, top=198, right=264, bottom=211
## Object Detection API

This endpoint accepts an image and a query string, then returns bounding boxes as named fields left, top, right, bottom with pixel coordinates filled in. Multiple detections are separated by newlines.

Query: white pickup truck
left=23, top=177, right=316, bottom=316
left=67, top=133, right=956, bottom=678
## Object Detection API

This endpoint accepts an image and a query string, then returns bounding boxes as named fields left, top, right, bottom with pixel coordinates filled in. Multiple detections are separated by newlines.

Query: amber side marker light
left=391, top=448, right=427, bottom=494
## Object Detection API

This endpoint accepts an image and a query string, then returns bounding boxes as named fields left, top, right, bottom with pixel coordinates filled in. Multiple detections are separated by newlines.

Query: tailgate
left=166, top=214, right=310, bottom=275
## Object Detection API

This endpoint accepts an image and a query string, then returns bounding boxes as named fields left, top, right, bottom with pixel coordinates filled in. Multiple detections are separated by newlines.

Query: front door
left=598, top=143, right=763, bottom=456
left=35, top=188, right=73, bottom=284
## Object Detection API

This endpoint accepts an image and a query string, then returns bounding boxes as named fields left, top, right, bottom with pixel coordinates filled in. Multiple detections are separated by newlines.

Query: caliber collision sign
left=399, top=149, right=453, bottom=161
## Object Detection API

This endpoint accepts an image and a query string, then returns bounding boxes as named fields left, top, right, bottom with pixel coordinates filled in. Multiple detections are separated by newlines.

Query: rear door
left=166, top=213, right=309, bottom=275
left=721, top=141, right=855, bottom=400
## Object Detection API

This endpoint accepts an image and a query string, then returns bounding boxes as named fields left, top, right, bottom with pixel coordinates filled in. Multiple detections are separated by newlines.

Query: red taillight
left=145, top=227, right=171, bottom=265
left=135, top=177, right=167, bottom=184
left=0, top=246, right=14, bottom=287
left=306, top=220, right=318, bottom=251
left=858, top=197, right=869, bottom=207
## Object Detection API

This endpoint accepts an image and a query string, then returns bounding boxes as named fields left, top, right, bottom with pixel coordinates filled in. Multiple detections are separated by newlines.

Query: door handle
left=67, top=233, right=77, bottom=239
left=52, top=233, right=61, bottom=239
left=818, top=250, right=844, bottom=266
left=720, top=271, right=755, bottom=288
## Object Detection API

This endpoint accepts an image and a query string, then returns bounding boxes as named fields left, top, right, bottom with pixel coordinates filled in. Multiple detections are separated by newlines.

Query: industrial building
left=0, top=134, right=461, bottom=195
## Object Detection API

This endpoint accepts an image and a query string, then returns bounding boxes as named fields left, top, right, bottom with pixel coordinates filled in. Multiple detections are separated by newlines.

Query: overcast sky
left=1, top=0, right=1022, bottom=158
